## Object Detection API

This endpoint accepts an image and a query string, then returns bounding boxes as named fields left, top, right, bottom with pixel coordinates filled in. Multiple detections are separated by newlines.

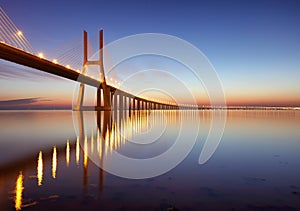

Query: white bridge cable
left=46, top=35, right=86, bottom=71
left=56, top=44, right=83, bottom=69
left=0, top=7, right=34, bottom=52
left=0, top=7, right=146, bottom=101
left=0, top=14, right=26, bottom=50
left=0, top=7, right=34, bottom=53
left=0, top=15, right=28, bottom=51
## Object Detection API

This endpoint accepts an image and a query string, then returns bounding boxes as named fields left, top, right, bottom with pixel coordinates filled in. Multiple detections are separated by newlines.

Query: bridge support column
left=126, top=96, right=129, bottom=110
left=74, top=29, right=111, bottom=111
left=128, top=97, right=131, bottom=111
left=132, top=98, right=135, bottom=110
left=97, top=88, right=101, bottom=108
left=119, top=94, right=123, bottom=110
left=137, top=100, right=140, bottom=110
left=113, top=92, right=117, bottom=109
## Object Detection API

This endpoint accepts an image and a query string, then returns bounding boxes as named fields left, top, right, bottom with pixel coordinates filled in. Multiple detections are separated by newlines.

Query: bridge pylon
left=74, top=29, right=111, bottom=111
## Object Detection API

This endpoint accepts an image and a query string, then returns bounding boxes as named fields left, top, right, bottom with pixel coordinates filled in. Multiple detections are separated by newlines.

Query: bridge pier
left=97, top=88, right=101, bottom=108
left=137, top=100, right=140, bottom=110
left=74, top=29, right=111, bottom=111
left=73, top=29, right=187, bottom=112
left=132, top=98, right=134, bottom=110
left=125, top=96, right=127, bottom=109
left=119, top=94, right=124, bottom=110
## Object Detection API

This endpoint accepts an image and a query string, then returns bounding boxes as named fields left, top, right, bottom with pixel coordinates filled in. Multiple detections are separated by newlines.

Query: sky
left=0, top=0, right=300, bottom=108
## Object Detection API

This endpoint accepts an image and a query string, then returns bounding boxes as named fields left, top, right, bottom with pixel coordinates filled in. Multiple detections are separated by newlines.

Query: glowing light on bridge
left=52, top=146, right=57, bottom=178
left=37, top=151, right=43, bottom=186
left=52, top=59, right=58, bottom=64
left=38, top=52, right=44, bottom=59
left=15, top=171, right=24, bottom=211
left=66, top=64, right=71, bottom=69
left=17, top=30, right=23, bottom=36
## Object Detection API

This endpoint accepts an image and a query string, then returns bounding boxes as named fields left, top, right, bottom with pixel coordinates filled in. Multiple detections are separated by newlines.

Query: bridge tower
left=74, top=29, right=111, bottom=111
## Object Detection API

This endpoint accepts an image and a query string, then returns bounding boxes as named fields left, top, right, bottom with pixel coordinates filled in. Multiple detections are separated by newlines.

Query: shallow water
left=0, top=110, right=299, bottom=211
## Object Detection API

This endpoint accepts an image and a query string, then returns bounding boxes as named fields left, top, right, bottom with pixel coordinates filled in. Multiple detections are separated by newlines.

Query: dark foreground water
left=0, top=110, right=299, bottom=211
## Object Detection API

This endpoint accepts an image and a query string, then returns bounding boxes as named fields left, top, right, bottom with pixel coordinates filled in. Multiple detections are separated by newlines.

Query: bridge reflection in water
left=12, top=109, right=199, bottom=210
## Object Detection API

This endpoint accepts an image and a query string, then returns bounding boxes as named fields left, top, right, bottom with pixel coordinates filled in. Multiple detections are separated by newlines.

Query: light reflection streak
left=10, top=111, right=170, bottom=210
left=52, top=146, right=57, bottom=178
left=96, top=129, right=100, bottom=152
left=37, top=151, right=43, bottom=186
left=66, top=140, right=70, bottom=167
left=105, top=131, right=109, bottom=156
left=91, top=129, right=94, bottom=153
left=15, top=171, right=23, bottom=211
left=76, top=136, right=80, bottom=165
left=28, top=112, right=178, bottom=188
left=84, top=135, right=88, bottom=168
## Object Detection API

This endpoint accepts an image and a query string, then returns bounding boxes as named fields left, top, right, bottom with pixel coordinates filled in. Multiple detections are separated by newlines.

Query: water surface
left=0, top=110, right=299, bottom=210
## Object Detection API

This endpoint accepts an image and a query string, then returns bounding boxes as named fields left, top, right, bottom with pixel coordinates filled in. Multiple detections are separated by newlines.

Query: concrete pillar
left=137, top=100, right=140, bottom=110
left=96, top=88, right=101, bottom=108
left=113, top=93, right=117, bottom=109
left=133, top=98, right=136, bottom=110
left=119, top=94, right=123, bottom=110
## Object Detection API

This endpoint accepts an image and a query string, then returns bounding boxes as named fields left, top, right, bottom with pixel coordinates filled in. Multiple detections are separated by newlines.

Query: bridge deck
left=0, top=42, right=101, bottom=88
left=0, top=42, right=195, bottom=109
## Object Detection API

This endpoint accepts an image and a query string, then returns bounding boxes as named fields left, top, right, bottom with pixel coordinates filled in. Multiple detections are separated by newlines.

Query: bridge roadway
left=0, top=42, right=197, bottom=110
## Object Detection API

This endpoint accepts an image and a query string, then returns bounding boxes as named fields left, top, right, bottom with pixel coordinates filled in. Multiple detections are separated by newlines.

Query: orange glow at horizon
left=2, top=79, right=299, bottom=109
left=24, top=94, right=300, bottom=108
left=223, top=91, right=300, bottom=107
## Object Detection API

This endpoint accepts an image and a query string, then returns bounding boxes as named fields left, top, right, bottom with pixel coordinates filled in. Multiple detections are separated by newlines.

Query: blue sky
left=1, top=0, right=300, bottom=107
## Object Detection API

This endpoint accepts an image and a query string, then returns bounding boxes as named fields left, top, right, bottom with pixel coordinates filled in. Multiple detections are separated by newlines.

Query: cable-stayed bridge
left=0, top=7, right=198, bottom=111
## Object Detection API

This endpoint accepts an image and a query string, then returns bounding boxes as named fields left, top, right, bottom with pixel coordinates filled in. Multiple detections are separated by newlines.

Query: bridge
left=0, top=8, right=197, bottom=111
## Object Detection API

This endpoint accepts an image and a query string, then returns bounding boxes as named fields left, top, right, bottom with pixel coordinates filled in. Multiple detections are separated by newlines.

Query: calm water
left=0, top=110, right=299, bottom=211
